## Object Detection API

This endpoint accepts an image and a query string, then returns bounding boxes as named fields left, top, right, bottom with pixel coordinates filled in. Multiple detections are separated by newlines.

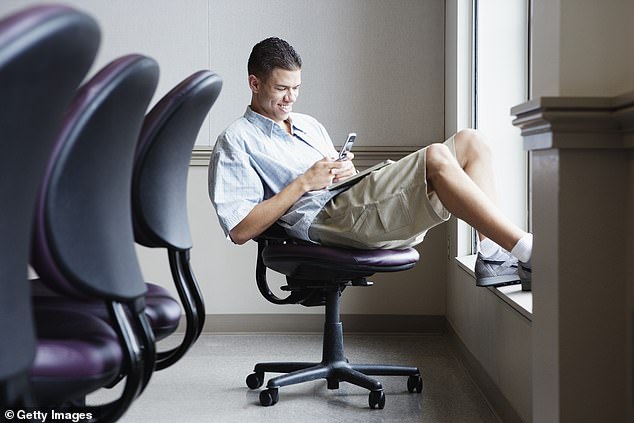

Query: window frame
left=466, top=0, right=532, bottom=254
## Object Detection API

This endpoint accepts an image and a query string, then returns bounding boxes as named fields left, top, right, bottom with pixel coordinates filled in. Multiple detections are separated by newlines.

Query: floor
left=89, top=333, right=500, bottom=423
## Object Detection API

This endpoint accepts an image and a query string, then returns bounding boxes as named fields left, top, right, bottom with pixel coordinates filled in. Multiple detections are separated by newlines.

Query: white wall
left=532, top=0, right=634, bottom=97
left=0, top=0, right=212, bottom=144
left=207, top=0, right=446, bottom=148
left=0, top=0, right=446, bottom=148
left=1, top=1, right=450, bottom=317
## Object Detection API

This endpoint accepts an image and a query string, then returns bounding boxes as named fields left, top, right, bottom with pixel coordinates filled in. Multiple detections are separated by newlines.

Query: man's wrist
left=295, top=174, right=311, bottom=194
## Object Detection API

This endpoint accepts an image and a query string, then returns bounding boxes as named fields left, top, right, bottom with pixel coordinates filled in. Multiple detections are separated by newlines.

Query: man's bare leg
left=426, top=129, right=527, bottom=253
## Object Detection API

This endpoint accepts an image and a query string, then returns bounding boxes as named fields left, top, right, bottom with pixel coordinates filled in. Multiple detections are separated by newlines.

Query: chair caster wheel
left=246, top=372, right=264, bottom=389
left=259, top=388, right=279, bottom=406
left=407, top=374, right=423, bottom=393
left=368, top=390, right=385, bottom=409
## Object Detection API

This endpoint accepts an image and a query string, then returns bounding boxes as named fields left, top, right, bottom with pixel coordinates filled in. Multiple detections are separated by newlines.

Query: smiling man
left=208, top=37, right=533, bottom=290
left=209, top=38, right=356, bottom=246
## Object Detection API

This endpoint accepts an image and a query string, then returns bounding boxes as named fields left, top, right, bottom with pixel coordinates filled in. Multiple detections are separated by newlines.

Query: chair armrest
left=254, top=224, right=308, bottom=305
left=255, top=240, right=302, bottom=304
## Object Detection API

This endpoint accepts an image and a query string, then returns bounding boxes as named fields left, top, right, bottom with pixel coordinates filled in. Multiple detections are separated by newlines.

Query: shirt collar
left=244, top=106, right=307, bottom=137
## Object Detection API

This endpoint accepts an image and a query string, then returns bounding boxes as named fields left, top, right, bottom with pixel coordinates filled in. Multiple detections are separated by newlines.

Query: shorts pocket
left=376, top=192, right=412, bottom=233
left=350, top=205, right=371, bottom=234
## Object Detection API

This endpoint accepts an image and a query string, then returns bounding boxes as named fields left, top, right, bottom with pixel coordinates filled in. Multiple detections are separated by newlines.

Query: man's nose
left=284, top=89, right=296, bottom=102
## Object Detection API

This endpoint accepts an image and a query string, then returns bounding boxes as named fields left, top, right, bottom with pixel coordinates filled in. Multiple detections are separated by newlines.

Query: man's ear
left=248, top=74, right=260, bottom=93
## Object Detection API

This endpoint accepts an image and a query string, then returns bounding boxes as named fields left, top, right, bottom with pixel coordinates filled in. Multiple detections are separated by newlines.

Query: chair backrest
left=131, top=70, right=222, bottom=369
left=31, top=54, right=159, bottom=302
left=0, top=4, right=99, bottom=406
left=132, top=70, right=222, bottom=250
left=29, top=54, right=160, bottom=419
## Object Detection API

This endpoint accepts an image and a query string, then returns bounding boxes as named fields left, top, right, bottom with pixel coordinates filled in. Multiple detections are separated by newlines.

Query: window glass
left=474, top=0, right=530, bottom=247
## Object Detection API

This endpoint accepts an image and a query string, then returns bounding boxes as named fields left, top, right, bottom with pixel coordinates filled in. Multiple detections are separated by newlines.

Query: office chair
left=30, top=54, right=160, bottom=421
left=247, top=225, right=424, bottom=409
left=133, top=70, right=223, bottom=369
left=0, top=4, right=99, bottom=407
left=33, top=70, right=223, bottom=370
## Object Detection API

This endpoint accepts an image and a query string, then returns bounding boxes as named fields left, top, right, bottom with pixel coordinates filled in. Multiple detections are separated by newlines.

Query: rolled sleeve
left=208, top=145, right=263, bottom=237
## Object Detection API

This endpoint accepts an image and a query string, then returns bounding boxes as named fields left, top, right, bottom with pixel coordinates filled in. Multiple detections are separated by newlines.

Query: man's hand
left=229, top=154, right=356, bottom=244
left=299, top=153, right=356, bottom=191
left=332, top=152, right=356, bottom=183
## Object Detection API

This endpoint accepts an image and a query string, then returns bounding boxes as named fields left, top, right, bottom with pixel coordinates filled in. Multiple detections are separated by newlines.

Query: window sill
left=455, top=255, right=532, bottom=321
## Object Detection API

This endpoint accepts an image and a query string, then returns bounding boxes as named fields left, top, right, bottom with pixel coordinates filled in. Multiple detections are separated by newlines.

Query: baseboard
left=446, top=322, right=526, bottom=423
left=181, top=314, right=446, bottom=334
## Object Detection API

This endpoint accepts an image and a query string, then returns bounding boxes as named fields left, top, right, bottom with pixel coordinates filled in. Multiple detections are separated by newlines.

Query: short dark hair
left=247, top=37, right=302, bottom=80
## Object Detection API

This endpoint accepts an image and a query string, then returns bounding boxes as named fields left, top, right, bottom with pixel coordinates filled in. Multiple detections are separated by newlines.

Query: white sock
left=478, top=237, right=514, bottom=261
left=479, top=237, right=501, bottom=258
left=511, top=233, right=533, bottom=263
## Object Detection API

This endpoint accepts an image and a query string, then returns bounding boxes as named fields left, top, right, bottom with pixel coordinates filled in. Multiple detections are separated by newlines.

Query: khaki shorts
left=308, top=135, right=456, bottom=249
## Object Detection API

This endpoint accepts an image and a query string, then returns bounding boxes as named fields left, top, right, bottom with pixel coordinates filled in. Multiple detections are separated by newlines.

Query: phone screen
left=337, top=133, right=356, bottom=161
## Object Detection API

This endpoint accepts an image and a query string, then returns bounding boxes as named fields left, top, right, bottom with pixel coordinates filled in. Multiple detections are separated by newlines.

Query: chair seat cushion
left=143, top=283, right=182, bottom=338
left=263, top=243, right=419, bottom=281
left=31, top=309, right=122, bottom=404
left=31, top=279, right=181, bottom=340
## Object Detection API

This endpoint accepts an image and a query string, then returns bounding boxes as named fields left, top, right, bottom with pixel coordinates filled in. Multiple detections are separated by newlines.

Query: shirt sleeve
left=208, top=133, right=264, bottom=239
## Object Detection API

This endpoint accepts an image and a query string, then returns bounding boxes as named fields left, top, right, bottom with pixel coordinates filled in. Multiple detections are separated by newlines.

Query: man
left=208, top=37, right=532, bottom=290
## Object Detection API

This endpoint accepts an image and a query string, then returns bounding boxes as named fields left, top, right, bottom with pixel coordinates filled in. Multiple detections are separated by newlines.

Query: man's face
left=249, top=68, right=301, bottom=126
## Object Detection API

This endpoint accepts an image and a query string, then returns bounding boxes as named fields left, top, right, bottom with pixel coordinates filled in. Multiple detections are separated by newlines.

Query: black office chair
left=133, top=70, right=223, bottom=369
left=0, top=4, right=99, bottom=408
left=246, top=225, right=423, bottom=409
left=30, top=54, right=160, bottom=421
left=31, top=70, right=223, bottom=373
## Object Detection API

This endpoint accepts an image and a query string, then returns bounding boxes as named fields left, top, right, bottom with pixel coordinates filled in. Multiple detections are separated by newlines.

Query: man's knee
left=454, top=128, right=491, bottom=164
left=425, top=143, right=455, bottom=177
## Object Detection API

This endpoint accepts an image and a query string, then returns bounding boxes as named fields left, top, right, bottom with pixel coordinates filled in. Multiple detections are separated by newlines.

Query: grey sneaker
left=519, top=259, right=531, bottom=291
left=475, top=252, right=521, bottom=288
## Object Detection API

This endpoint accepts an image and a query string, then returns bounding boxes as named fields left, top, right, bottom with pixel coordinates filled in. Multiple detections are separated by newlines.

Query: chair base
left=245, top=287, right=423, bottom=409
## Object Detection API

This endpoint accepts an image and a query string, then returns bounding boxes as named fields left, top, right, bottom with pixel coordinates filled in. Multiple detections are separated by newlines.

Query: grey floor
left=90, top=333, right=499, bottom=423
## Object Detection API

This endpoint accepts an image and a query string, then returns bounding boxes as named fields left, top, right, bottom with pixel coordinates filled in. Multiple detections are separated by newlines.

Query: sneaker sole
left=476, top=274, right=521, bottom=288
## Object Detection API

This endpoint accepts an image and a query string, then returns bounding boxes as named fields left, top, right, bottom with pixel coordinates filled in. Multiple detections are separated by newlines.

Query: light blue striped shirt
left=208, top=107, right=346, bottom=242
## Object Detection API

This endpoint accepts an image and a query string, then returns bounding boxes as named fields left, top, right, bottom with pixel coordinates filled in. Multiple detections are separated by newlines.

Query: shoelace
left=482, top=255, right=518, bottom=269
left=498, top=258, right=518, bottom=270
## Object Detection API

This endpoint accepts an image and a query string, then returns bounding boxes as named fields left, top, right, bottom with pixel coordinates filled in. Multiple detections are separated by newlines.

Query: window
left=473, top=0, right=530, bottom=243
left=448, top=0, right=531, bottom=256
left=461, top=0, right=532, bottom=313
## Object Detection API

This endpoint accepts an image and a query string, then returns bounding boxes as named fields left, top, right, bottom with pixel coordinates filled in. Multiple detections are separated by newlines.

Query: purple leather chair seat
left=32, top=280, right=181, bottom=340
left=30, top=309, right=122, bottom=404
left=263, top=243, right=420, bottom=282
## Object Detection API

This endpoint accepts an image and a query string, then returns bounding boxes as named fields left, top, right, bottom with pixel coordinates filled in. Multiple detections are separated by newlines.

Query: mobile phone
left=337, top=133, right=356, bottom=161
